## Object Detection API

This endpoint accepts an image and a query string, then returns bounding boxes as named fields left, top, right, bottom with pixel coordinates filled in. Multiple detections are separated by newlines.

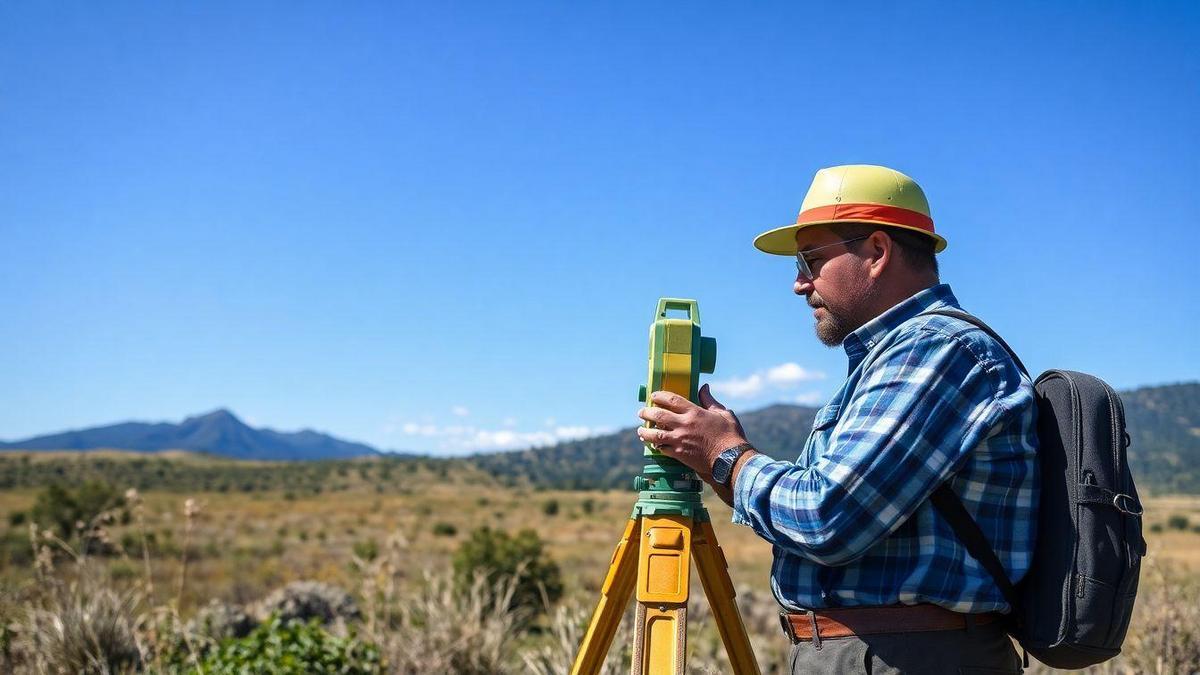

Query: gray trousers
left=788, top=616, right=1023, bottom=674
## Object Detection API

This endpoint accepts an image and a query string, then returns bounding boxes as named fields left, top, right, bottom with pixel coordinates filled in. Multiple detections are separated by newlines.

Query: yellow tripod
left=571, top=299, right=761, bottom=675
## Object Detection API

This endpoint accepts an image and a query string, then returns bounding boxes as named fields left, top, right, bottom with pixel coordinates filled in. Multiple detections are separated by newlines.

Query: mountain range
left=0, top=409, right=377, bottom=461
left=2, top=382, right=1198, bottom=492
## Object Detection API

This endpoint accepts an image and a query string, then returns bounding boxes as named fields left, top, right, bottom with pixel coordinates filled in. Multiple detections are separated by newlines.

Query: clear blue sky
left=2, top=2, right=1197, bottom=455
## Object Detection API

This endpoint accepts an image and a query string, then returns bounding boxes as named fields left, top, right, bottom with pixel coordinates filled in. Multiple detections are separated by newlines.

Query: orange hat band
left=796, top=203, right=935, bottom=234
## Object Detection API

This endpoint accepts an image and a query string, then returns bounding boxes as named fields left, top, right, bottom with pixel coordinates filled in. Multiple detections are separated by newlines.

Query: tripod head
left=634, top=298, right=717, bottom=517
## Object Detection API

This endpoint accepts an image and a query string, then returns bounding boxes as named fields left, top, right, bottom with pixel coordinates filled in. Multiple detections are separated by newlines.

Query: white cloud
left=451, top=406, right=470, bottom=417
left=502, top=417, right=517, bottom=428
left=710, top=362, right=827, bottom=400
left=766, top=362, right=824, bottom=385
left=391, top=417, right=610, bottom=455
left=710, top=374, right=765, bottom=398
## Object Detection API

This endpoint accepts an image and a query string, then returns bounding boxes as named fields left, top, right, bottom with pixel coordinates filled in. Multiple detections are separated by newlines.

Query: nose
left=794, top=273, right=814, bottom=296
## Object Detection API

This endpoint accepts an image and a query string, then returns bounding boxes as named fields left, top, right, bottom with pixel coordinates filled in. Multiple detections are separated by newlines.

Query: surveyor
left=636, top=164, right=1039, bottom=674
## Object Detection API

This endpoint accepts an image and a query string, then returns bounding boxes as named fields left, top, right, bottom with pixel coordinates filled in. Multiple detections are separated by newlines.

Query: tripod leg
left=631, top=515, right=692, bottom=675
left=692, top=520, right=761, bottom=675
left=572, top=518, right=641, bottom=675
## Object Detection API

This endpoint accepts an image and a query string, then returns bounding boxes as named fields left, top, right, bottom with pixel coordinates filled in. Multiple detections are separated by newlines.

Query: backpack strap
left=929, top=485, right=1023, bottom=616
left=921, top=309, right=1030, bottom=377
left=922, top=308, right=1027, bottom=617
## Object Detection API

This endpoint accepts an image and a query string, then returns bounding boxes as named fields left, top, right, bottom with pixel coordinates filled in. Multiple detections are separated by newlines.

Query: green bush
left=1168, top=514, right=1191, bottom=531
left=542, top=499, right=559, bottom=517
left=352, top=538, right=379, bottom=562
left=188, top=616, right=380, bottom=674
left=31, top=481, right=123, bottom=538
left=580, top=498, right=596, bottom=515
left=432, top=522, right=458, bottom=537
left=30, top=481, right=126, bottom=556
left=451, top=527, right=563, bottom=620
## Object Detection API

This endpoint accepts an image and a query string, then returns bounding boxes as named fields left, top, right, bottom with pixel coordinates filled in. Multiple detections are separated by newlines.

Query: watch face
left=713, top=451, right=735, bottom=486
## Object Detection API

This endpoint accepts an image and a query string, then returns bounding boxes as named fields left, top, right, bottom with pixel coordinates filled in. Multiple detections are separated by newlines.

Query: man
left=635, top=164, right=1038, bottom=674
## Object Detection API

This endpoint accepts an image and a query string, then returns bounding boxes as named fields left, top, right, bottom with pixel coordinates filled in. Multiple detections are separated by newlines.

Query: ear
left=865, top=230, right=892, bottom=280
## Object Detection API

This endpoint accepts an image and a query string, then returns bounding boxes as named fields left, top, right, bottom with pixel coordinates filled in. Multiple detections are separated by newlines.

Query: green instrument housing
left=632, top=298, right=717, bottom=520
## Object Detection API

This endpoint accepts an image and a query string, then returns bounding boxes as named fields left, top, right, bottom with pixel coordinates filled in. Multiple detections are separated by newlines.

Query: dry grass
left=0, top=479, right=1198, bottom=673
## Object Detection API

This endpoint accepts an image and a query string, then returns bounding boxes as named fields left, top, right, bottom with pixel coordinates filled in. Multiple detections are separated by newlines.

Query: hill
left=475, top=382, right=1200, bottom=494
left=0, top=409, right=379, bottom=461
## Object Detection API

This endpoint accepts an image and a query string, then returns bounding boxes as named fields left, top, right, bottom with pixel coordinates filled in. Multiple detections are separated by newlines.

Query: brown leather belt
left=780, top=605, right=1000, bottom=647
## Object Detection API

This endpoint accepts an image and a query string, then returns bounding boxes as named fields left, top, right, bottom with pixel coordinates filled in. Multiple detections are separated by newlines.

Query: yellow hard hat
left=753, top=164, right=947, bottom=255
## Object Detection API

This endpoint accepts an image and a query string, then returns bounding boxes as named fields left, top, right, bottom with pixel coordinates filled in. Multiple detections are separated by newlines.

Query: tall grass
left=3, top=483, right=1199, bottom=674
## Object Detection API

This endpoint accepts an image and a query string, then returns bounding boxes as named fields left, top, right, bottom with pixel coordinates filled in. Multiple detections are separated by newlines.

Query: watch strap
left=714, top=443, right=755, bottom=487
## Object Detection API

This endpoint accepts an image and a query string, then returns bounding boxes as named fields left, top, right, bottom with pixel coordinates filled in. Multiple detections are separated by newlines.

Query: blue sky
left=2, top=2, right=1197, bottom=455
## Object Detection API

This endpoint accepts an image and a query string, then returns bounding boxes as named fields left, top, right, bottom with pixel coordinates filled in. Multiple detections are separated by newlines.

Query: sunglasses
left=795, top=236, right=870, bottom=279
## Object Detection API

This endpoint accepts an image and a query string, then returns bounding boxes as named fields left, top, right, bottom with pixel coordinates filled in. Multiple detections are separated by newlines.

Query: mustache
left=808, top=296, right=824, bottom=309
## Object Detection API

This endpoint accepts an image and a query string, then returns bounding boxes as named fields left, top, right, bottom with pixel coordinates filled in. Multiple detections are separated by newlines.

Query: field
left=1, top=451, right=1199, bottom=673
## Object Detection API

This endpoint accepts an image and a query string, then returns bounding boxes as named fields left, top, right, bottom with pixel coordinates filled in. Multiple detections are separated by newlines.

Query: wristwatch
left=711, top=443, right=754, bottom=488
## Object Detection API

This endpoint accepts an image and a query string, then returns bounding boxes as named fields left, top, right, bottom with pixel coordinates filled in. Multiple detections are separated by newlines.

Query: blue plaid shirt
left=732, top=284, right=1039, bottom=613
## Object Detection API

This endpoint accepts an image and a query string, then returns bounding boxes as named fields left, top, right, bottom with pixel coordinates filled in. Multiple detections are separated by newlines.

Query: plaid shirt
left=732, top=284, right=1039, bottom=613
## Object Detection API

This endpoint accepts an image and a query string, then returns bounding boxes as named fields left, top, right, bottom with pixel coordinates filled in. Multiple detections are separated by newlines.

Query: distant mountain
left=1122, top=382, right=1200, bottom=494
left=474, top=382, right=1200, bottom=494
left=0, top=409, right=379, bottom=461
left=471, top=403, right=819, bottom=489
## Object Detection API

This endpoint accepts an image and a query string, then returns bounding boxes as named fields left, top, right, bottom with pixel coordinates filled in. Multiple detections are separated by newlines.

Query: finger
left=637, top=406, right=682, bottom=429
left=636, top=426, right=672, bottom=448
left=649, top=390, right=693, bottom=413
left=698, top=383, right=727, bottom=411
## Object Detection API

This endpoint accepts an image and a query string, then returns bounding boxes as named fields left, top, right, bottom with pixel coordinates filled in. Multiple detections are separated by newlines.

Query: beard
left=809, top=293, right=864, bottom=347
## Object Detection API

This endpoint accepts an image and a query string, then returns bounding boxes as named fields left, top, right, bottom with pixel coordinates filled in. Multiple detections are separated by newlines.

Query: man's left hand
left=636, top=383, right=747, bottom=482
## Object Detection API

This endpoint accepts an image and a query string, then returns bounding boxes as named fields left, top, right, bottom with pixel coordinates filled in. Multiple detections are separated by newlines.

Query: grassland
left=1, top=450, right=1199, bottom=673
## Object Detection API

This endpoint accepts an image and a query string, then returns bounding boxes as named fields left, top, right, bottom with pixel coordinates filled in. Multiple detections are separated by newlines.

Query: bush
left=1168, top=514, right=1191, bottom=531
left=581, top=498, right=596, bottom=515
left=542, top=499, right=559, bottom=517
left=451, top=527, right=563, bottom=620
left=254, top=581, right=361, bottom=625
left=193, top=616, right=380, bottom=674
left=353, top=539, right=379, bottom=562
left=31, top=481, right=123, bottom=539
left=432, top=522, right=458, bottom=537
left=16, top=578, right=142, bottom=673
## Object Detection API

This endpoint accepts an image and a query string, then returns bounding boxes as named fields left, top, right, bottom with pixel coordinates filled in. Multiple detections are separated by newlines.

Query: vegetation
left=190, top=616, right=380, bottom=674
left=0, top=446, right=1198, bottom=672
left=451, top=527, right=563, bottom=622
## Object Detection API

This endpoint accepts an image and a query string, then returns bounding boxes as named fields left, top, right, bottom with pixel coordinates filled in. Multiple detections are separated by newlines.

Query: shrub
left=451, top=527, right=563, bottom=620
left=432, top=522, right=457, bottom=537
left=254, top=581, right=361, bottom=625
left=353, top=538, right=379, bottom=562
left=15, top=577, right=142, bottom=673
left=193, top=616, right=380, bottom=675
left=581, top=498, right=596, bottom=515
left=542, top=499, right=559, bottom=517
left=1168, top=514, right=1191, bottom=531
left=31, top=481, right=122, bottom=539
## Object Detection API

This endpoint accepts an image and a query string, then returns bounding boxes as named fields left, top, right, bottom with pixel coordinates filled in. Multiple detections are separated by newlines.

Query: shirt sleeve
left=731, top=325, right=1007, bottom=566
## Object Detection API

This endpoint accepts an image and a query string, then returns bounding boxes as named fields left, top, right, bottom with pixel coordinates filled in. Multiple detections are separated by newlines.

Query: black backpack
left=925, top=310, right=1145, bottom=670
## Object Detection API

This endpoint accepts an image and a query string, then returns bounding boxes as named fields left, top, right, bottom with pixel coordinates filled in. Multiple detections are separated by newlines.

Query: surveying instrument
left=571, top=299, right=760, bottom=675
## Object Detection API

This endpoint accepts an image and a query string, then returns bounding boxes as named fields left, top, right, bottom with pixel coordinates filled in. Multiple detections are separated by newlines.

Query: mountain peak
left=187, top=408, right=242, bottom=424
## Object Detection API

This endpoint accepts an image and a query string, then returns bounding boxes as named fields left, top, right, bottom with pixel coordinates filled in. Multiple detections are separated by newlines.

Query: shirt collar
left=842, top=283, right=960, bottom=370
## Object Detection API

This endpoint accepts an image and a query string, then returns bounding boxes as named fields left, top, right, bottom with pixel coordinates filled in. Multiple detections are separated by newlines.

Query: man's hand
left=635, top=383, right=748, bottom=483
